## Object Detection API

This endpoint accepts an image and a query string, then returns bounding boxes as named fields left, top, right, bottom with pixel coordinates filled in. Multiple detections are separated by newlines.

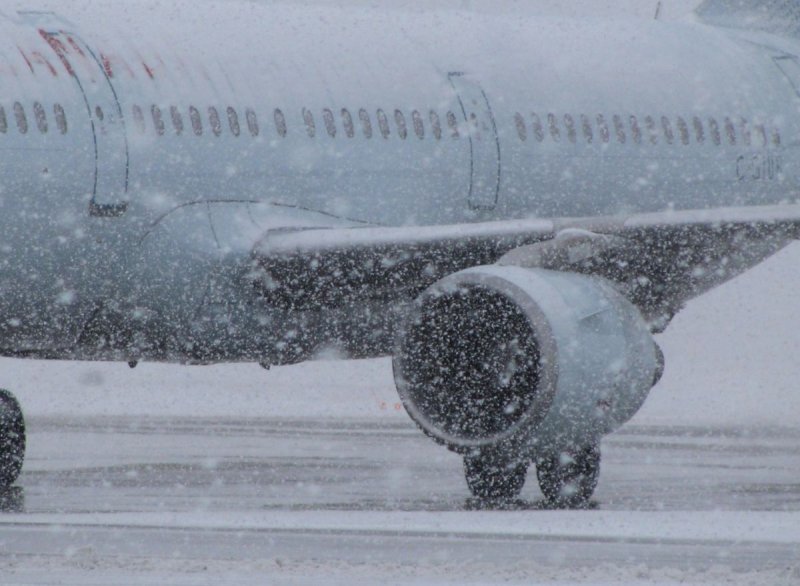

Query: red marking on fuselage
left=31, top=52, right=58, bottom=77
left=66, top=36, right=87, bottom=58
left=100, top=53, right=114, bottom=78
left=17, top=47, right=34, bottom=74
left=141, top=60, right=155, bottom=79
left=40, top=30, right=75, bottom=76
left=111, top=54, right=137, bottom=79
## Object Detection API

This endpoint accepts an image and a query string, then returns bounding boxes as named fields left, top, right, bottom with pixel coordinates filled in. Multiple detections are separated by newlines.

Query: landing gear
left=0, top=389, right=25, bottom=487
left=536, top=445, right=600, bottom=508
left=464, top=453, right=528, bottom=501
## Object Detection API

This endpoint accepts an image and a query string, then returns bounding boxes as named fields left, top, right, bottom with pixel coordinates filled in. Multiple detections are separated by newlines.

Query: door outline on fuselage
left=448, top=72, right=501, bottom=211
left=40, top=29, right=129, bottom=218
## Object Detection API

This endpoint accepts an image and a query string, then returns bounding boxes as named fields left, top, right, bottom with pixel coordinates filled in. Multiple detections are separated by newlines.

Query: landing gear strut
left=0, top=389, right=25, bottom=487
left=463, top=452, right=528, bottom=501
left=536, top=445, right=600, bottom=508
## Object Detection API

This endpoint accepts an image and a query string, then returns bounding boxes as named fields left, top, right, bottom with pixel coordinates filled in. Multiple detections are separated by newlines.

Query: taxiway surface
left=1, top=415, right=799, bottom=585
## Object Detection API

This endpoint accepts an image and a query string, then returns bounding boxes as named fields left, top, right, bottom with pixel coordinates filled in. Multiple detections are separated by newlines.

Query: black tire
left=0, top=389, right=25, bottom=487
left=536, top=445, right=600, bottom=508
left=464, top=454, right=528, bottom=501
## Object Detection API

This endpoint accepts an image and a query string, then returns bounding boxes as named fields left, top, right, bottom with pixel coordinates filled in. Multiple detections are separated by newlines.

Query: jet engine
left=393, top=266, right=662, bottom=505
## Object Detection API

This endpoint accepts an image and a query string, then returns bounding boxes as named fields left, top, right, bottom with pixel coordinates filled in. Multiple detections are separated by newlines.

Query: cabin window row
left=301, top=108, right=463, bottom=140
left=131, top=105, right=264, bottom=138
left=514, top=112, right=782, bottom=148
left=129, top=105, right=469, bottom=141
left=0, top=102, right=68, bottom=135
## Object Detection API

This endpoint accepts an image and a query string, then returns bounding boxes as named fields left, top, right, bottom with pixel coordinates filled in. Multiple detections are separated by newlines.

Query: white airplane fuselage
left=0, top=2, right=798, bottom=362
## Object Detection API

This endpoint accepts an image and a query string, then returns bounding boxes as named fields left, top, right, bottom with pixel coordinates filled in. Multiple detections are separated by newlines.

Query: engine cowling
left=392, top=266, right=660, bottom=456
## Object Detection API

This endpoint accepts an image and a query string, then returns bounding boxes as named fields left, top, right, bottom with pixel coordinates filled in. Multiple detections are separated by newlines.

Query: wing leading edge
left=251, top=203, right=800, bottom=328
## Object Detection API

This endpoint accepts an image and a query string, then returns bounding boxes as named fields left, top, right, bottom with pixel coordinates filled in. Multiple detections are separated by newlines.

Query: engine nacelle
left=393, top=266, right=660, bottom=456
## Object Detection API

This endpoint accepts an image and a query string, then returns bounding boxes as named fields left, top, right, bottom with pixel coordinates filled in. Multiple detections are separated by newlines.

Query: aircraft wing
left=251, top=202, right=800, bottom=326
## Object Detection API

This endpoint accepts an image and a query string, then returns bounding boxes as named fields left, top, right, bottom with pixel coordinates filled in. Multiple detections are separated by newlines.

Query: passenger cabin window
left=341, top=109, right=354, bottom=138
left=514, top=112, right=526, bottom=141
left=724, top=117, right=736, bottom=145
left=412, top=110, right=424, bottom=139
left=189, top=106, right=203, bottom=136
left=531, top=113, right=544, bottom=142
left=772, top=128, right=781, bottom=146
left=676, top=117, right=689, bottom=145
left=33, top=102, right=47, bottom=133
left=708, top=118, right=721, bottom=145
left=53, top=105, right=68, bottom=134
left=0, top=106, right=7, bottom=133
left=580, top=114, right=593, bottom=143
left=596, top=115, right=609, bottom=143
left=564, top=114, right=577, bottom=143
left=170, top=106, right=184, bottom=135
left=693, top=117, right=704, bottom=143
left=359, top=109, right=372, bottom=138
left=303, top=108, right=316, bottom=138
left=630, top=115, right=642, bottom=144
left=323, top=108, right=336, bottom=137
left=14, top=103, right=27, bottom=134
left=151, top=105, right=165, bottom=136
left=446, top=111, right=460, bottom=138
left=95, top=106, right=104, bottom=123
left=644, top=116, right=658, bottom=144
left=740, top=118, right=751, bottom=146
left=274, top=109, right=287, bottom=137
left=395, top=110, right=407, bottom=139
left=661, top=116, right=674, bottom=144
left=132, top=105, right=145, bottom=133
left=613, top=114, right=626, bottom=143
left=547, top=113, right=560, bottom=141
left=429, top=110, right=441, bottom=140
left=377, top=109, right=390, bottom=139
left=246, top=109, right=259, bottom=137
left=227, top=107, right=240, bottom=136
left=209, top=107, right=222, bottom=137
left=754, top=124, right=767, bottom=147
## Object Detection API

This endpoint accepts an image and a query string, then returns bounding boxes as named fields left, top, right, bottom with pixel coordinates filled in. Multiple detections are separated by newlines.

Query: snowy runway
left=1, top=416, right=799, bottom=585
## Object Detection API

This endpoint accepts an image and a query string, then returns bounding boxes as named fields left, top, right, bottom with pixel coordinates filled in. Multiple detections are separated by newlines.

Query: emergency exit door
left=41, top=30, right=129, bottom=217
left=448, top=73, right=501, bottom=210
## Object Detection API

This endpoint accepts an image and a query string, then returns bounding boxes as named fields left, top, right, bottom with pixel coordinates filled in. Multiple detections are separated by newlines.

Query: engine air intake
left=394, top=266, right=660, bottom=455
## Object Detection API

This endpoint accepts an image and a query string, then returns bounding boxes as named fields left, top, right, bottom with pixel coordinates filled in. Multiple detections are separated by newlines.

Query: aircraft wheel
left=536, top=445, right=600, bottom=508
left=464, top=453, right=528, bottom=501
left=0, top=389, right=25, bottom=487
